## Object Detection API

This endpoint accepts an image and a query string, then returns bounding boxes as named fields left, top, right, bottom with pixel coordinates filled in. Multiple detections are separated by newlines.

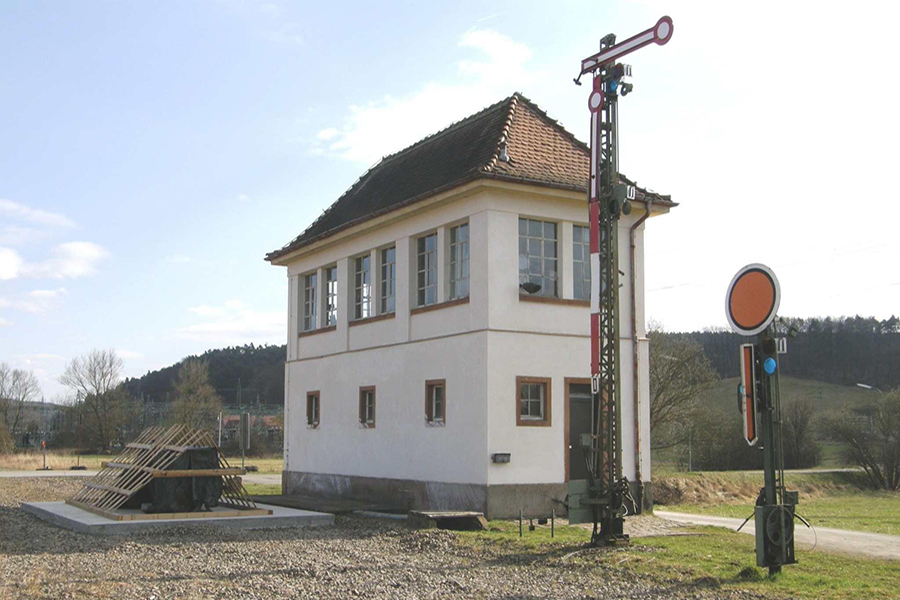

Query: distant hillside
left=124, top=344, right=286, bottom=406
left=669, top=316, right=900, bottom=391
left=698, top=375, right=877, bottom=415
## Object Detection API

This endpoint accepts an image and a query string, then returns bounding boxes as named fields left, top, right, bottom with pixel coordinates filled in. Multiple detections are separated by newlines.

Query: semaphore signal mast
left=566, top=16, right=673, bottom=546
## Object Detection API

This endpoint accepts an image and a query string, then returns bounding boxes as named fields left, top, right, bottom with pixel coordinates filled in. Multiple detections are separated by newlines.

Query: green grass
left=458, top=521, right=900, bottom=600
left=698, top=376, right=876, bottom=415
left=243, top=482, right=282, bottom=496
left=668, top=492, right=900, bottom=537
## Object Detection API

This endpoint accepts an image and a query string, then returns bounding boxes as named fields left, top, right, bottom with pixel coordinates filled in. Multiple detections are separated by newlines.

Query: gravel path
left=0, top=478, right=767, bottom=600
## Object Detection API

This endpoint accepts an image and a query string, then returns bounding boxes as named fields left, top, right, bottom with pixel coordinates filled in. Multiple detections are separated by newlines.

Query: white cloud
left=116, top=349, right=144, bottom=360
left=0, top=317, right=10, bottom=327
left=237, top=193, right=250, bottom=202
left=22, top=242, right=110, bottom=279
left=0, top=198, right=76, bottom=229
left=0, top=247, right=23, bottom=280
left=179, top=301, right=284, bottom=345
left=165, top=254, right=192, bottom=264
left=0, top=226, right=49, bottom=246
left=0, top=288, right=67, bottom=313
left=264, top=22, right=303, bottom=46
left=316, top=128, right=339, bottom=141
left=189, top=305, right=228, bottom=318
left=458, top=29, right=537, bottom=87
left=311, top=29, right=544, bottom=165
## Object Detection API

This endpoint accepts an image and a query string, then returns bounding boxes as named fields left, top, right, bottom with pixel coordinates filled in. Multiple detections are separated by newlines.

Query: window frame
left=572, top=224, right=591, bottom=301
left=416, top=233, right=438, bottom=307
left=306, top=391, right=320, bottom=429
left=425, top=379, right=446, bottom=426
left=302, top=273, right=318, bottom=332
left=516, top=376, right=552, bottom=427
left=324, top=265, right=338, bottom=326
left=354, top=254, right=372, bottom=320
left=449, top=223, right=470, bottom=300
left=359, top=386, right=376, bottom=428
left=518, top=218, right=558, bottom=298
left=380, top=246, right=396, bottom=314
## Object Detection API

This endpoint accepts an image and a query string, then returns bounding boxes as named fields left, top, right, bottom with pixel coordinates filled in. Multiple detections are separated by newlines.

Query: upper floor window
left=303, top=273, right=317, bottom=332
left=359, top=386, right=376, bottom=428
left=381, top=246, right=396, bottom=314
left=519, top=218, right=557, bottom=298
left=354, top=255, right=372, bottom=320
left=417, top=233, right=438, bottom=307
left=573, top=225, right=591, bottom=301
left=325, top=266, right=338, bottom=326
left=449, top=224, right=469, bottom=300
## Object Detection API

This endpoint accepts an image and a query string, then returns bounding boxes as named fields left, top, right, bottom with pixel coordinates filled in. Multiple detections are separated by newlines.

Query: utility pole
left=566, top=16, right=673, bottom=547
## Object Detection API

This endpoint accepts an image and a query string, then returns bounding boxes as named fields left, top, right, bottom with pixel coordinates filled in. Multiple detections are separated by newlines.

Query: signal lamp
left=764, top=357, right=777, bottom=375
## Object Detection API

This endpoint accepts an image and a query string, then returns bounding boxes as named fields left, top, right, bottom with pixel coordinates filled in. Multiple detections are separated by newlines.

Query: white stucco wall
left=277, top=180, right=664, bottom=488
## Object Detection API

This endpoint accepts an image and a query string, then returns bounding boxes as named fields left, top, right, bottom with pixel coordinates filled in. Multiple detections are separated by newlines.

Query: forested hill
left=668, top=316, right=900, bottom=391
left=124, top=344, right=286, bottom=406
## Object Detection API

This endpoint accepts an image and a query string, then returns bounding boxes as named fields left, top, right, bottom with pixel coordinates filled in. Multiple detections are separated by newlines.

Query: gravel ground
left=0, top=478, right=767, bottom=600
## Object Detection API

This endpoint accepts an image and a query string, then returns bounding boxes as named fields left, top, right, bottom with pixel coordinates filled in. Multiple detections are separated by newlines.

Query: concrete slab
left=21, top=502, right=333, bottom=536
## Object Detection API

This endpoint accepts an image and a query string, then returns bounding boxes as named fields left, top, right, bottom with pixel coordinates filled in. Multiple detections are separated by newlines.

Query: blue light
left=609, top=79, right=619, bottom=93
left=764, top=357, right=777, bottom=374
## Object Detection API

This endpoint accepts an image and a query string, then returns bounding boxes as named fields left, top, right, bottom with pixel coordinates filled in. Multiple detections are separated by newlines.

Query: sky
left=1, top=1, right=899, bottom=399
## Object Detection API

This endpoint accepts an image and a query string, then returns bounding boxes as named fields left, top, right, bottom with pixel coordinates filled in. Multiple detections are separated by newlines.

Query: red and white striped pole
left=588, top=76, right=604, bottom=391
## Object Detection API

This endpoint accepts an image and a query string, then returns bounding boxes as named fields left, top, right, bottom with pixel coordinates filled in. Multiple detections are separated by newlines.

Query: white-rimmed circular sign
left=725, top=263, right=781, bottom=336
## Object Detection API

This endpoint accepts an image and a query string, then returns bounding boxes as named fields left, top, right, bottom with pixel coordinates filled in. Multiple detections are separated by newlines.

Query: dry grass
left=653, top=471, right=866, bottom=506
left=0, top=451, right=284, bottom=473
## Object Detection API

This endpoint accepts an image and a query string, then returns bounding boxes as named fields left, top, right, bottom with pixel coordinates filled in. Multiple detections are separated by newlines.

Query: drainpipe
left=629, top=198, right=652, bottom=507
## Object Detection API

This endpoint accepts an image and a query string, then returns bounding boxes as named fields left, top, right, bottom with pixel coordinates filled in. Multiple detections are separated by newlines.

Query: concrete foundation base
left=22, top=502, right=333, bottom=535
left=284, top=471, right=655, bottom=520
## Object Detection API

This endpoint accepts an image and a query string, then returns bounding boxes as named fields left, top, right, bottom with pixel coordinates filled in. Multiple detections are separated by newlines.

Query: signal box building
left=266, top=93, right=673, bottom=518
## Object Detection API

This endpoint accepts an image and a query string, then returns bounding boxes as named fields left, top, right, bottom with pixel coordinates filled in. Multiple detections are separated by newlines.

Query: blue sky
left=2, top=1, right=898, bottom=398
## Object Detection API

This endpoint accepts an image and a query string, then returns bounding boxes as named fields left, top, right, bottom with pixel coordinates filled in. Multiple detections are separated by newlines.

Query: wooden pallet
left=68, top=425, right=263, bottom=517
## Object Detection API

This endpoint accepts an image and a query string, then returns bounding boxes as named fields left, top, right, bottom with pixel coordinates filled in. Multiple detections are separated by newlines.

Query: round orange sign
left=725, top=264, right=780, bottom=336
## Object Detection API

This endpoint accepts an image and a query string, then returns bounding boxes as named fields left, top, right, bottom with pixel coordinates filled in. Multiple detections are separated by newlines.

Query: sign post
left=726, top=264, right=796, bottom=575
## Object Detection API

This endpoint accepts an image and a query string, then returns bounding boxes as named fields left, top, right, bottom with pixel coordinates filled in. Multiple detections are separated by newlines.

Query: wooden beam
left=151, top=468, right=245, bottom=478
left=84, top=482, right=132, bottom=496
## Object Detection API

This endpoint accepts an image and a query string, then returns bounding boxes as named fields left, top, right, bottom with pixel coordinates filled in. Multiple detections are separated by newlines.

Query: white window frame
left=416, top=233, right=438, bottom=307
left=324, top=265, right=338, bottom=326
left=354, top=255, right=372, bottom=320
left=302, top=273, right=317, bottom=332
left=449, top=223, right=469, bottom=300
left=573, top=224, right=591, bottom=301
left=518, top=218, right=558, bottom=298
left=425, top=380, right=445, bottom=425
left=380, top=246, right=396, bottom=314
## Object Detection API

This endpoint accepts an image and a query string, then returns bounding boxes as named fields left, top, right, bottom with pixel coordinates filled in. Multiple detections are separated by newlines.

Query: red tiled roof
left=266, top=93, right=672, bottom=262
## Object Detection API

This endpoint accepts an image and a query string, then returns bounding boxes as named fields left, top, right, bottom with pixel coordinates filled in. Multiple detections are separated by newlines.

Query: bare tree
left=648, top=326, right=718, bottom=450
left=171, top=359, right=222, bottom=430
left=820, top=390, right=900, bottom=490
left=0, top=363, right=41, bottom=438
left=782, top=400, right=820, bottom=469
left=59, top=349, right=130, bottom=451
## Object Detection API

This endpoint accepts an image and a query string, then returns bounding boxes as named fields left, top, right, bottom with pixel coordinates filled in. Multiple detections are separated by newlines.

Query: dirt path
left=656, top=510, right=900, bottom=561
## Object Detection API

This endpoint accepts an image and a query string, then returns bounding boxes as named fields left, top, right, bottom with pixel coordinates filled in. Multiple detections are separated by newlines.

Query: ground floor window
left=425, top=380, right=445, bottom=425
left=306, top=391, right=320, bottom=428
left=516, top=376, right=551, bottom=426
left=359, top=386, right=376, bottom=428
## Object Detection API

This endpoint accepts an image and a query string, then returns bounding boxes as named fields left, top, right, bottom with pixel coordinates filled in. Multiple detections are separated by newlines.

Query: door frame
left=564, top=377, right=591, bottom=483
